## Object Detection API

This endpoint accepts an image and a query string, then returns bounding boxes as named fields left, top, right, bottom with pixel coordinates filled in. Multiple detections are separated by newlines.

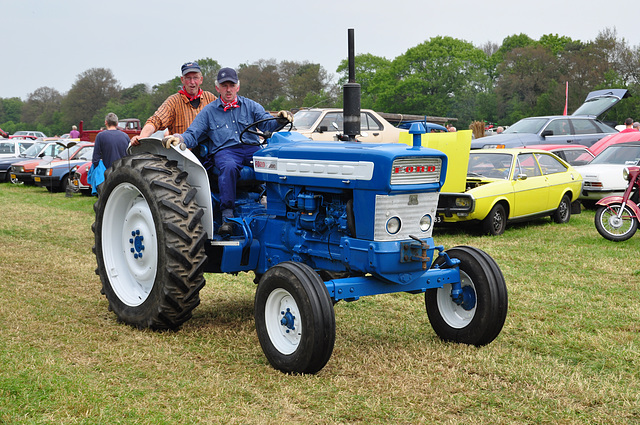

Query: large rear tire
left=426, top=246, right=508, bottom=346
left=594, top=203, right=638, bottom=242
left=93, top=154, right=208, bottom=330
left=255, top=262, right=335, bottom=374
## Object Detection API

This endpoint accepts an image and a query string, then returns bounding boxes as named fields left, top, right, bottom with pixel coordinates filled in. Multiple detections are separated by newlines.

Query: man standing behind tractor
left=162, top=67, right=293, bottom=235
left=93, top=113, right=130, bottom=170
left=130, top=61, right=217, bottom=145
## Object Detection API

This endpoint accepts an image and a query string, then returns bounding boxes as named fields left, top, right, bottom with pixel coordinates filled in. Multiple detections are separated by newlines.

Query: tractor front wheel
left=255, top=262, right=335, bottom=374
left=426, top=246, right=508, bottom=346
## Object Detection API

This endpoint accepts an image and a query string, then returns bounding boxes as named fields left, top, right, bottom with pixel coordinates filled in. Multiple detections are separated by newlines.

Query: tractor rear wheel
left=426, top=246, right=508, bottom=346
left=255, top=262, right=335, bottom=374
left=93, top=154, right=208, bottom=330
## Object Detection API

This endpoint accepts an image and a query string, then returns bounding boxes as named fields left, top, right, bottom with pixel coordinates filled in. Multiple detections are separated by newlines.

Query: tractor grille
left=390, top=157, right=441, bottom=185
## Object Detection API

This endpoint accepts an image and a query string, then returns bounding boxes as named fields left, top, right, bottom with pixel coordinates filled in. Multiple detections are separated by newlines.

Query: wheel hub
left=129, top=230, right=145, bottom=259
left=608, top=215, right=623, bottom=228
left=280, top=308, right=296, bottom=332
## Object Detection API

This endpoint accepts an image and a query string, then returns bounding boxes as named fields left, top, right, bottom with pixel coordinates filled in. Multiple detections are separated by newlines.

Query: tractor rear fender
left=130, top=136, right=214, bottom=237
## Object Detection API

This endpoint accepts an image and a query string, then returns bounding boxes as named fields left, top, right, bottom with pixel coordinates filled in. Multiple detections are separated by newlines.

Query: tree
left=279, top=61, right=332, bottom=109
left=238, top=59, right=283, bottom=108
left=336, top=53, right=391, bottom=109
left=0, top=97, right=23, bottom=124
left=495, top=45, right=559, bottom=122
left=373, top=36, right=487, bottom=118
left=21, top=86, right=62, bottom=127
left=62, top=68, right=121, bottom=127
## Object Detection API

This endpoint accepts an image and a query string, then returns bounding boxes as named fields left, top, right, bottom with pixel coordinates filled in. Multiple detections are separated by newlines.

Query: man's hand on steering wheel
left=276, top=110, right=294, bottom=126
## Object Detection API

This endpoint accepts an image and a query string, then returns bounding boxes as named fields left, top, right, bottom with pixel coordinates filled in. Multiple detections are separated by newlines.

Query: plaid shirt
left=145, top=91, right=217, bottom=135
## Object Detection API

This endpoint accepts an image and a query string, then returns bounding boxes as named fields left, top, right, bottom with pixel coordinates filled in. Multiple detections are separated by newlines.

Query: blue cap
left=181, top=62, right=201, bottom=76
left=217, top=67, right=238, bottom=84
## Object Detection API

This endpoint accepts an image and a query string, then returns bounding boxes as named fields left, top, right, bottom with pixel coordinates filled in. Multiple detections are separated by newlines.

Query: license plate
left=10, top=174, right=16, bottom=179
left=34, top=176, right=41, bottom=182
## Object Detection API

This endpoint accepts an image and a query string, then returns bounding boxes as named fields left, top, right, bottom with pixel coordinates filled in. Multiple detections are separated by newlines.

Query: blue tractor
left=92, top=121, right=508, bottom=374
left=92, top=32, right=507, bottom=374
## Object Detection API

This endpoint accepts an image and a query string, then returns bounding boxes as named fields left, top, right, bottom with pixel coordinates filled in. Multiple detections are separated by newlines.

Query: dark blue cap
left=217, top=67, right=238, bottom=84
left=181, top=62, right=201, bottom=76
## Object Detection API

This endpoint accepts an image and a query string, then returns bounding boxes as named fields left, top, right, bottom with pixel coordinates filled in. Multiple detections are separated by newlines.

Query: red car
left=71, top=161, right=93, bottom=195
left=588, top=131, right=640, bottom=157
left=523, top=144, right=594, bottom=166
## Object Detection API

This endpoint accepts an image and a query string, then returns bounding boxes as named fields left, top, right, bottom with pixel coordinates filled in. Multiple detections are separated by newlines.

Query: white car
left=293, top=108, right=402, bottom=143
left=0, top=139, right=36, bottom=159
left=574, top=142, right=640, bottom=203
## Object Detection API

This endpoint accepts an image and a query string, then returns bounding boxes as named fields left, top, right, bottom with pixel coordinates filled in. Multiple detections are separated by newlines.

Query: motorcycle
left=594, top=166, right=640, bottom=241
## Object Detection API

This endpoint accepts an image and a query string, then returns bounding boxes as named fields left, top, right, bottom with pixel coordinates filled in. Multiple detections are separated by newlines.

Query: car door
left=534, top=152, right=576, bottom=209
left=512, top=152, right=549, bottom=217
left=542, top=118, right=575, bottom=144
left=569, top=118, right=605, bottom=147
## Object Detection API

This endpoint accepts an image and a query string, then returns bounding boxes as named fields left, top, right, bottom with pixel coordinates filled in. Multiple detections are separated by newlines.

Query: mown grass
left=0, top=182, right=639, bottom=424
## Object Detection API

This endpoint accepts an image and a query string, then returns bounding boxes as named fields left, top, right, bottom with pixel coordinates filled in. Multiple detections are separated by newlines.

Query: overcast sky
left=4, top=0, right=640, bottom=101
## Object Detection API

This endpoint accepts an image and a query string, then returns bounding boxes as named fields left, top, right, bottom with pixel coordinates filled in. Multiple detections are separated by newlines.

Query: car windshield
left=591, top=145, right=640, bottom=165
left=13, top=131, right=28, bottom=136
left=503, top=118, right=548, bottom=134
left=293, top=110, right=322, bottom=130
left=468, top=153, right=513, bottom=179
left=55, top=144, right=83, bottom=160
left=20, top=142, right=47, bottom=157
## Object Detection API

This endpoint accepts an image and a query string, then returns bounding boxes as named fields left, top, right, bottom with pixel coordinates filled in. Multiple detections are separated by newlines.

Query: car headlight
left=455, top=197, right=472, bottom=208
left=386, top=217, right=401, bottom=234
left=419, top=214, right=432, bottom=232
left=13, top=166, right=23, bottom=173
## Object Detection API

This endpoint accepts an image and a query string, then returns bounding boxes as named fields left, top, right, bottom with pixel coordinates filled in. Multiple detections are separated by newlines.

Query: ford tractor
left=92, top=33, right=507, bottom=375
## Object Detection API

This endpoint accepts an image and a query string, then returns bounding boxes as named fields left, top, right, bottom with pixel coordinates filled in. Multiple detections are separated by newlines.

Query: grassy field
left=1, top=182, right=639, bottom=424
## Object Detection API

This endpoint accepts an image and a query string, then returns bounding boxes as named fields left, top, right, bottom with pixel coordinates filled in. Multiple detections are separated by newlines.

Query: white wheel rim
left=102, top=182, right=158, bottom=306
left=435, top=271, right=476, bottom=329
left=264, top=288, right=302, bottom=355
left=601, top=206, right=634, bottom=236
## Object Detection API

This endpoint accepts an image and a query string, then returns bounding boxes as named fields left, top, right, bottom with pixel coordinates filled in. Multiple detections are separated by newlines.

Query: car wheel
left=552, top=194, right=571, bottom=224
left=482, top=203, right=507, bottom=236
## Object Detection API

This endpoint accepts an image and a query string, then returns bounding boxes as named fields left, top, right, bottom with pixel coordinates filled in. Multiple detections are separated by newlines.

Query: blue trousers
left=214, top=144, right=260, bottom=214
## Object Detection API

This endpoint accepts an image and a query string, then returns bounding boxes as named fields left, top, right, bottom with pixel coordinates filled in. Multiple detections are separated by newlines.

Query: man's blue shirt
left=181, top=95, right=280, bottom=155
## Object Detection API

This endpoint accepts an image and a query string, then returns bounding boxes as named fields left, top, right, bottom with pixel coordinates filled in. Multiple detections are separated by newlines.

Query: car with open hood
left=437, top=149, right=583, bottom=235
left=471, top=89, right=627, bottom=149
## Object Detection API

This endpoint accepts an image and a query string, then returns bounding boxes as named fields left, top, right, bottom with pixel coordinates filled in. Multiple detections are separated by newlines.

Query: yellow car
left=437, top=149, right=583, bottom=235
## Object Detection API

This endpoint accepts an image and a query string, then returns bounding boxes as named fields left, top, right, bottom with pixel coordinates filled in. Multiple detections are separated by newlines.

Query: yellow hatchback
left=437, top=149, right=583, bottom=235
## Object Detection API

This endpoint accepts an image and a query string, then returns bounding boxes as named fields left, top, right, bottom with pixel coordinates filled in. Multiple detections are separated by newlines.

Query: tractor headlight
left=419, top=214, right=432, bottom=232
left=386, top=217, right=401, bottom=234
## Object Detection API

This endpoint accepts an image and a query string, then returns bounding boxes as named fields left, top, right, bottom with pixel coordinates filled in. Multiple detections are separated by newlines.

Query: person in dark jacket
left=92, top=112, right=129, bottom=169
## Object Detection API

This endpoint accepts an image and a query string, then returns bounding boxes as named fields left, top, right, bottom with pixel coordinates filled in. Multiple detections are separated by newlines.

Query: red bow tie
left=222, top=99, right=239, bottom=111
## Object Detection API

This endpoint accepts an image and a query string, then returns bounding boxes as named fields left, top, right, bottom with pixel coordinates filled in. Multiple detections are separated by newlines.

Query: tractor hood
left=254, top=131, right=447, bottom=193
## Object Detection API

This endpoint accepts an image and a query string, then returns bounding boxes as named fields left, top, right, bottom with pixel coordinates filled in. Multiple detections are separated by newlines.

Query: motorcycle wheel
left=594, top=203, right=638, bottom=242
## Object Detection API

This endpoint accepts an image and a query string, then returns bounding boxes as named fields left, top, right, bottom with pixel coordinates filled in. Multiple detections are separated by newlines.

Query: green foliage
left=2, top=28, right=640, bottom=134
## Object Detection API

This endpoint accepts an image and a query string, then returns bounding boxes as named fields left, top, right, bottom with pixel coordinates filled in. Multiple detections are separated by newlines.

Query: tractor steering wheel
left=239, top=116, right=293, bottom=146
